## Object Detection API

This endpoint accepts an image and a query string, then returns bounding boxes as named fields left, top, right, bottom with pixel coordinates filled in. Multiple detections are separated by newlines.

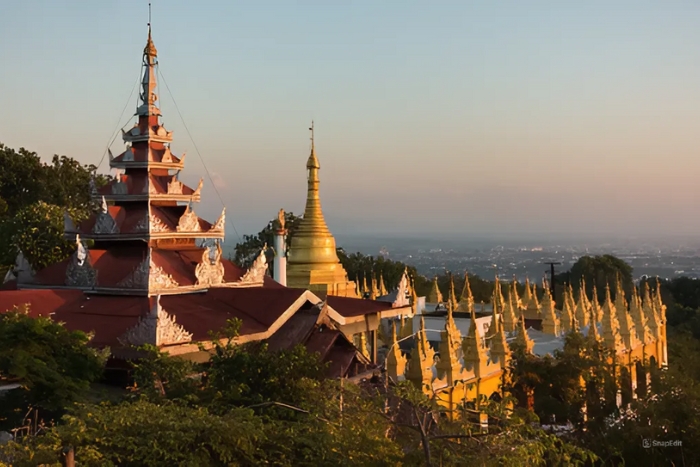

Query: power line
left=96, top=70, right=142, bottom=171
left=156, top=67, right=242, bottom=243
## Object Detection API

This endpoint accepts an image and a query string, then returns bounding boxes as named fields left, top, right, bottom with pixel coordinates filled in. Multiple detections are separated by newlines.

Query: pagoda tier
left=98, top=172, right=203, bottom=203
left=109, top=139, right=185, bottom=170
left=64, top=198, right=225, bottom=241
left=23, top=237, right=272, bottom=296
left=68, top=27, right=224, bottom=248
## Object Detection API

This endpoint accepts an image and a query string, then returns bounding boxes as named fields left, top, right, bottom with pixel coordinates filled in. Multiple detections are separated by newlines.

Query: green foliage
left=0, top=400, right=265, bottom=467
left=0, top=144, right=110, bottom=271
left=559, top=254, right=633, bottom=299
left=3, top=201, right=88, bottom=270
left=0, top=306, right=107, bottom=430
left=233, top=211, right=303, bottom=269
left=337, top=249, right=425, bottom=294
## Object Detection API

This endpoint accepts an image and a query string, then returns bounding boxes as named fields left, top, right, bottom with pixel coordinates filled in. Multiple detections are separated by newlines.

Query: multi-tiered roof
left=24, top=28, right=270, bottom=296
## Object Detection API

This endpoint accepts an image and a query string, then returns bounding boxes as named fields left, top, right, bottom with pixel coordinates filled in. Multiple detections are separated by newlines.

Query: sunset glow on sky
left=1, top=0, right=699, bottom=239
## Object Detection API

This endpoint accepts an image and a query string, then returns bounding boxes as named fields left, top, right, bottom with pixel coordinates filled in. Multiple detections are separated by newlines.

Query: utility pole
left=543, top=262, right=561, bottom=298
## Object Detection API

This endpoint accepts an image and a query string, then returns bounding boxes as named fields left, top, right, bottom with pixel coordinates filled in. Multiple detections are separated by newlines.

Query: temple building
left=0, top=27, right=412, bottom=377
left=385, top=274, right=668, bottom=417
left=285, top=123, right=358, bottom=299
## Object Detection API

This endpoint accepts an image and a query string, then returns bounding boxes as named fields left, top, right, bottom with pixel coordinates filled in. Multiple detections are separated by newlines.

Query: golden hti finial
left=144, top=3, right=158, bottom=58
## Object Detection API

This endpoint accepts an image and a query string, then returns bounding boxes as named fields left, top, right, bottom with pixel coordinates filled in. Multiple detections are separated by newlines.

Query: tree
left=2, top=202, right=88, bottom=271
left=337, top=250, right=425, bottom=294
left=557, top=255, right=633, bottom=301
left=0, top=306, right=107, bottom=430
left=233, top=212, right=303, bottom=270
left=0, top=400, right=265, bottom=467
left=0, top=144, right=111, bottom=271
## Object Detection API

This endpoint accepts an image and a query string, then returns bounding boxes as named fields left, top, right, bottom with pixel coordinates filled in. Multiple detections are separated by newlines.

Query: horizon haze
left=1, top=1, right=699, bottom=240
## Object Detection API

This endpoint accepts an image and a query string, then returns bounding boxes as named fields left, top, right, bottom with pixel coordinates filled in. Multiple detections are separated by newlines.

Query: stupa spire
left=462, top=307, right=487, bottom=375
left=601, top=283, right=624, bottom=351
left=630, top=285, right=650, bottom=344
left=447, top=272, right=459, bottom=311
left=458, top=272, right=475, bottom=312
left=378, top=271, right=388, bottom=297
left=286, top=123, right=357, bottom=297
left=615, top=276, right=636, bottom=350
left=502, top=289, right=518, bottom=333
left=138, top=19, right=160, bottom=118
left=575, top=281, right=589, bottom=329
left=540, top=287, right=560, bottom=336
left=511, top=277, right=522, bottom=310
left=515, top=312, right=534, bottom=354
left=299, top=121, right=330, bottom=235
left=427, top=277, right=443, bottom=304
left=386, top=320, right=407, bottom=378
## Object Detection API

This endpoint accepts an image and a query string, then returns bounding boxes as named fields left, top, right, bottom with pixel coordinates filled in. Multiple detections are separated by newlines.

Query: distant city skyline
left=1, top=1, right=699, bottom=238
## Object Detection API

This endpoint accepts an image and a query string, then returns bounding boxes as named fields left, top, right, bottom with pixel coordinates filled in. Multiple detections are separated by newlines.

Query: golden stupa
left=286, top=122, right=358, bottom=298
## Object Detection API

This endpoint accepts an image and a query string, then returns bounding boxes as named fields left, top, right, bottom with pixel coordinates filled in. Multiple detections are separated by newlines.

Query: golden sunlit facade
left=387, top=275, right=668, bottom=419
left=286, top=123, right=358, bottom=298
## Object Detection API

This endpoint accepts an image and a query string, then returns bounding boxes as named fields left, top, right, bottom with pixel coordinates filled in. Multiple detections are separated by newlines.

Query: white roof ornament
left=195, top=243, right=225, bottom=287
left=240, top=245, right=268, bottom=284
left=65, top=234, right=97, bottom=288
left=118, top=295, right=193, bottom=347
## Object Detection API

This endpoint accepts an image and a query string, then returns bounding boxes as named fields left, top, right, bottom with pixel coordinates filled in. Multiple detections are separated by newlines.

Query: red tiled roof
left=31, top=246, right=267, bottom=289
left=98, top=173, right=198, bottom=198
left=327, top=295, right=394, bottom=318
left=0, top=286, right=310, bottom=348
left=76, top=205, right=212, bottom=235
left=113, top=144, right=181, bottom=164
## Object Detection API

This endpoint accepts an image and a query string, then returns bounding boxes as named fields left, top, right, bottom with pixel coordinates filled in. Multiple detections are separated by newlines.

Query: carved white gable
left=14, top=251, right=35, bottom=284
left=177, top=203, right=201, bottom=232
left=118, top=295, right=193, bottom=347
left=93, top=196, right=119, bottom=234
left=195, top=244, right=225, bottom=287
left=210, top=208, right=226, bottom=232
left=240, top=246, right=268, bottom=284
left=117, top=249, right=179, bottom=291
left=65, top=234, right=97, bottom=288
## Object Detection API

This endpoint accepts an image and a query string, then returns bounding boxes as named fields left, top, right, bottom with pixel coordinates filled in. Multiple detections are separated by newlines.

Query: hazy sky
left=1, top=1, right=699, bottom=241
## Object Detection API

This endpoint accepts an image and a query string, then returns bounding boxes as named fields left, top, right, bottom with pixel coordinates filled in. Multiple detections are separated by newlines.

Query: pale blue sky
left=1, top=1, right=699, bottom=240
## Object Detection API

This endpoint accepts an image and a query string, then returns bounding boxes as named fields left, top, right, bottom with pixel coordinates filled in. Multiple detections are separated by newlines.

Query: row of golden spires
left=385, top=274, right=667, bottom=387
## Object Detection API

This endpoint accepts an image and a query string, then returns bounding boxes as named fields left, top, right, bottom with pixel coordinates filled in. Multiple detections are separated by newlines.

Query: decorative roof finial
left=144, top=3, right=157, bottom=59
left=309, top=120, right=315, bottom=149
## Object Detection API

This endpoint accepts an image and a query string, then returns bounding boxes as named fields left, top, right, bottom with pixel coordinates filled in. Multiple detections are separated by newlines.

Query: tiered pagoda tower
left=45, top=28, right=268, bottom=296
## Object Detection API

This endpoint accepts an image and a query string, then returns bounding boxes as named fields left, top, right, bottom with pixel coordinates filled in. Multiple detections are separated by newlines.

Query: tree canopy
left=0, top=144, right=110, bottom=272
left=0, top=306, right=107, bottom=430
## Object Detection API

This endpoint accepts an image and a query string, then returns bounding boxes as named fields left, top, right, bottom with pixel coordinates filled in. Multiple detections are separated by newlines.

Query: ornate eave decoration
left=118, top=295, right=193, bottom=347
left=133, top=211, right=171, bottom=234
left=176, top=203, right=201, bottom=232
left=210, top=208, right=226, bottom=232
left=93, top=196, right=119, bottom=234
left=12, top=251, right=35, bottom=284
left=194, top=178, right=203, bottom=197
left=161, top=147, right=174, bottom=163
left=65, top=234, right=97, bottom=288
left=195, top=244, right=225, bottom=287
left=111, top=178, right=128, bottom=195
left=393, top=269, right=410, bottom=308
left=167, top=176, right=184, bottom=195
left=121, top=146, right=135, bottom=162
left=117, top=249, right=179, bottom=290
left=239, top=245, right=268, bottom=284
